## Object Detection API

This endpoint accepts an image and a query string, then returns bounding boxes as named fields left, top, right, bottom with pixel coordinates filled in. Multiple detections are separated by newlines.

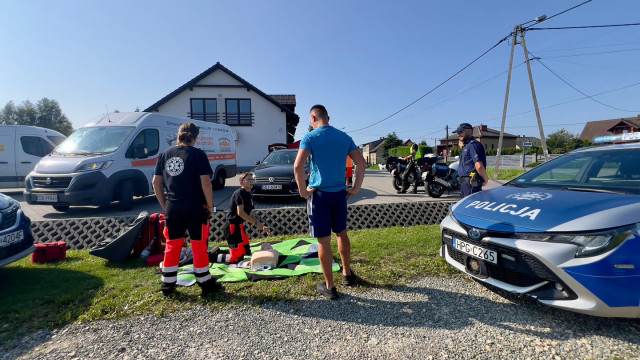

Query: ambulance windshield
left=55, top=126, right=135, bottom=155
left=509, top=147, right=640, bottom=195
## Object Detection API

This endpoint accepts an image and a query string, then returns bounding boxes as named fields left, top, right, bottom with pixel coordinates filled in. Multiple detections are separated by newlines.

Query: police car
left=440, top=134, right=640, bottom=318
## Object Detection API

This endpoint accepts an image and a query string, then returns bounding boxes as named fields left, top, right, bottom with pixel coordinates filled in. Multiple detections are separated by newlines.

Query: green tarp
left=177, top=238, right=340, bottom=286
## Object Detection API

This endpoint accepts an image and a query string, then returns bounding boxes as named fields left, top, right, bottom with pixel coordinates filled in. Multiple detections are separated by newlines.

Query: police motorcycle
left=390, top=154, right=460, bottom=197
left=419, top=154, right=460, bottom=197
left=389, top=156, right=425, bottom=192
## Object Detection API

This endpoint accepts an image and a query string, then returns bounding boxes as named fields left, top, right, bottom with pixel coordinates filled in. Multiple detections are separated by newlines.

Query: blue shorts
left=307, top=189, right=348, bottom=238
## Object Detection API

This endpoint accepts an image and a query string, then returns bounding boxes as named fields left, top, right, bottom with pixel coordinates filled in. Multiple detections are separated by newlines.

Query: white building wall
left=155, top=71, right=288, bottom=169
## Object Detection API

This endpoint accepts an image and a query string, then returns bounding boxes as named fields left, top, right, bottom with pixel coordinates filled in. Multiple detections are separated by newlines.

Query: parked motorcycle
left=389, top=154, right=460, bottom=198
left=389, top=157, right=424, bottom=192
left=420, top=155, right=460, bottom=197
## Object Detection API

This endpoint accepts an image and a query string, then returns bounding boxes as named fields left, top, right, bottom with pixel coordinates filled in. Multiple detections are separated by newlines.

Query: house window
left=225, top=99, right=252, bottom=126
left=190, top=99, right=218, bottom=122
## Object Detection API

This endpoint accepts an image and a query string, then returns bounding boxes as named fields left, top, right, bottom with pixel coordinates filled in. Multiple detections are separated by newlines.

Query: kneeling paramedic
left=454, top=122, right=488, bottom=198
left=152, top=122, right=221, bottom=297
left=213, top=172, right=271, bottom=264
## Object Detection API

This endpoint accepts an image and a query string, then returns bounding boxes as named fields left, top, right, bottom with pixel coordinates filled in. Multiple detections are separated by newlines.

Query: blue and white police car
left=440, top=135, right=640, bottom=318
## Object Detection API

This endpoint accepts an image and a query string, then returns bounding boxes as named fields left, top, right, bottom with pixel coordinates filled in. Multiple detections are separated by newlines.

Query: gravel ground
left=2, top=277, right=639, bottom=360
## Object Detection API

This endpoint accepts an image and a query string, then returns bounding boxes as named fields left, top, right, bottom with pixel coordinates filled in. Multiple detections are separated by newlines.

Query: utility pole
left=445, top=125, right=449, bottom=162
left=494, top=26, right=518, bottom=180
left=495, top=17, right=551, bottom=178
left=520, top=27, right=550, bottom=162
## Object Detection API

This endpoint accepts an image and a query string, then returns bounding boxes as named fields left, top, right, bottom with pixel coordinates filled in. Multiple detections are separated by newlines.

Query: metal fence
left=30, top=200, right=456, bottom=250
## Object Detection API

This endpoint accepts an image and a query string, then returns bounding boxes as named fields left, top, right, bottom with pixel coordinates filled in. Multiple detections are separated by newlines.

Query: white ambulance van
left=24, top=112, right=236, bottom=212
left=0, top=125, right=66, bottom=188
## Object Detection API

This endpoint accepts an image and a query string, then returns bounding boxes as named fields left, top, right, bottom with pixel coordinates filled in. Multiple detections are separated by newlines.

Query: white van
left=0, top=125, right=66, bottom=188
left=24, top=112, right=237, bottom=211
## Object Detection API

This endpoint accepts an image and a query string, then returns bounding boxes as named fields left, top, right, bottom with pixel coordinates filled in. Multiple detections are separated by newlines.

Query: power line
left=532, top=54, right=640, bottom=112
left=528, top=23, right=640, bottom=31
left=542, top=48, right=640, bottom=59
left=523, top=0, right=594, bottom=29
left=479, top=81, right=640, bottom=124
left=347, top=35, right=510, bottom=134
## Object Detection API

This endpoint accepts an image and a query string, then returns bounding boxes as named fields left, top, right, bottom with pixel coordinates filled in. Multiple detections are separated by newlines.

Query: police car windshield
left=55, top=127, right=135, bottom=155
left=509, top=147, right=640, bottom=195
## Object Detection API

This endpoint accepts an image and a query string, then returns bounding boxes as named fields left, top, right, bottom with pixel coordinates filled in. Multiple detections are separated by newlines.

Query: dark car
left=0, top=193, right=35, bottom=267
left=251, top=149, right=309, bottom=199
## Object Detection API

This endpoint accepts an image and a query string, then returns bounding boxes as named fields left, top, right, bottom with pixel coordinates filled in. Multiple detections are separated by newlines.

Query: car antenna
left=105, top=105, right=111, bottom=122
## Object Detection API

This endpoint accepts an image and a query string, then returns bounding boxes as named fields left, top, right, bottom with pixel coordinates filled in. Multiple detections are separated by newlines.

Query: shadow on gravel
left=276, top=284, right=640, bottom=346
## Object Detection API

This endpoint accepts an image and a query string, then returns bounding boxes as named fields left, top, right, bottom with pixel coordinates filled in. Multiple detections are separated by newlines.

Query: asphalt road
left=3, top=169, right=501, bottom=221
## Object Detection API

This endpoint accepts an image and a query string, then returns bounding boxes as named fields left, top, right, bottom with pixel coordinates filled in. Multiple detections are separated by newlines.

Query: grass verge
left=486, top=168, right=525, bottom=181
left=0, top=225, right=456, bottom=342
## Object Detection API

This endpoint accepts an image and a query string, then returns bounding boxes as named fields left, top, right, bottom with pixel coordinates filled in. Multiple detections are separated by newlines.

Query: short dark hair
left=178, top=122, right=200, bottom=144
left=310, top=104, right=329, bottom=121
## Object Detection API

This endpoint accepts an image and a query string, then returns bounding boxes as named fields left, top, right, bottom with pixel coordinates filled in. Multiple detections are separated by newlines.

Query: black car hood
left=251, top=164, right=295, bottom=178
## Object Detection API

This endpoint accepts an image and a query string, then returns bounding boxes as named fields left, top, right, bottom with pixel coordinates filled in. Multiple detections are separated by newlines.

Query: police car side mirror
left=255, top=161, right=260, bottom=165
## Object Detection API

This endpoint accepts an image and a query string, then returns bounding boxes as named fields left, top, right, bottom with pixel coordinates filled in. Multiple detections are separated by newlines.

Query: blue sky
left=2, top=0, right=639, bottom=146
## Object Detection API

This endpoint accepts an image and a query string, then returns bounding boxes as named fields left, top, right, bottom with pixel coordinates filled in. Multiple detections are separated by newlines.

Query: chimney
left=480, top=124, right=487, bottom=131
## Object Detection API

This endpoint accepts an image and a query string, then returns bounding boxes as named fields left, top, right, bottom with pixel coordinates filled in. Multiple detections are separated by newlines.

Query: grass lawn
left=0, top=225, right=456, bottom=342
left=486, top=168, right=525, bottom=181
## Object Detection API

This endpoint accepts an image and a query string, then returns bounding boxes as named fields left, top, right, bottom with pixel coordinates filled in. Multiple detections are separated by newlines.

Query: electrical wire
left=523, top=0, right=594, bottom=30
left=479, top=81, right=640, bottom=124
left=528, top=23, right=640, bottom=31
left=532, top=54, right=640, bottom=112
left=541, top=48, right=640, bottom=59
left=347, top=35, right=511, bottom=134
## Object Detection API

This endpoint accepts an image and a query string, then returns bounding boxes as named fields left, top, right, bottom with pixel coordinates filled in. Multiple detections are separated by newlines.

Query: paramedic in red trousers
left=224, top=172, right=271, bottom=263
left=152, top=122, right=221, bottom=297
left=454, top=123, right=488, bottom=198
left=294, top=104, right=366, bottom=300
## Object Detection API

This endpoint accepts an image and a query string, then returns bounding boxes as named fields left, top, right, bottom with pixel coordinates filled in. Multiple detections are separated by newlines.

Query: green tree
left=382, top=132, right=403, bottom=154
left=546, top=129, right=576, bottom=153
left=0, top=98, right=73, bottom=135
left=419, top=140, right=427, bottom=146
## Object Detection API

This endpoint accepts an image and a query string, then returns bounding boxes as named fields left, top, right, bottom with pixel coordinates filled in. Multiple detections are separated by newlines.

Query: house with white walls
left=144, top=62, right=300, bottom=169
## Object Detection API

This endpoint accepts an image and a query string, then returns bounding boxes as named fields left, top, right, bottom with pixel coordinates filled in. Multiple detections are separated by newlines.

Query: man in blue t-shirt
left=294, top=104, right=366, bottom=300
left=454, top=123, right=488, bottom=198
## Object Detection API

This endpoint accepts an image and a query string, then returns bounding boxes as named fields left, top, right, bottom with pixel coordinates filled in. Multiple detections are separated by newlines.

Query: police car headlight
left=513, top=225, right=635, bottom=257
left=76, top=161, right=114, bottom=172
left=552, top=226, right=634, bottom=257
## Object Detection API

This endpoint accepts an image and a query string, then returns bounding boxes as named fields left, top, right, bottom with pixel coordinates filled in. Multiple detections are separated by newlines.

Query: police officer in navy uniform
left=454, top=123, right=488, bottom=198
left=398, top=142, right=419, bottom=194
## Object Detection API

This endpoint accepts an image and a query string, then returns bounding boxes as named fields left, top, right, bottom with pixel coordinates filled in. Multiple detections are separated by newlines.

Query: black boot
left=200, top=278, right=222, bottom=297
left=161, top=282, right=176, bottom=297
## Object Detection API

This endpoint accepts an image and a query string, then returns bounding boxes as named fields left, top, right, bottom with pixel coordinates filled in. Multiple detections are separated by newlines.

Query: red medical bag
left=31, top=241, right=67, bottom=264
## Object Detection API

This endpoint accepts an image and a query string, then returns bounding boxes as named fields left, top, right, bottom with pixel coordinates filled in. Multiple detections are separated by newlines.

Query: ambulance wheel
left=118, top=180, right=134, bottom=210
left=212, top=170, right=226, bottom=190
left=53, top=205, right=70, bottom=212
left=427, top=182, right=445, bottom=198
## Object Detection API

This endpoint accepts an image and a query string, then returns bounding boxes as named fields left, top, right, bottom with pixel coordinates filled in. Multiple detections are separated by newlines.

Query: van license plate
left=452, top=237, right=497, bottom=264
left=0, top=230, right=24, bottom=248
left=36, top=194, right=58, bottom=202
left=262, top=185, right=282, bottom=190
